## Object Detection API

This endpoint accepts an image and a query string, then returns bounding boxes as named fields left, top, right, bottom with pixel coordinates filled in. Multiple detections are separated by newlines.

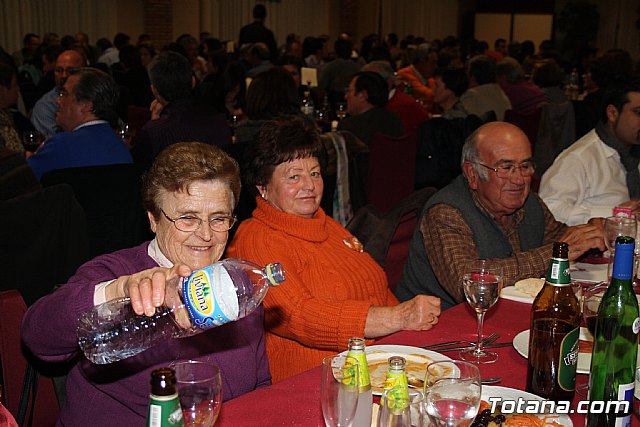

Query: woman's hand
left=364, top=295, right=441, bottom=338
left=104, top=264, right=192, bottom=316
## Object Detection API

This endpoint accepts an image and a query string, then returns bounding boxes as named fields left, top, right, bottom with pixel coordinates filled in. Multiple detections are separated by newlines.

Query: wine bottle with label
left=587, top=236, right=639, bottom=427
left=526, top=241, right=580, bottom=401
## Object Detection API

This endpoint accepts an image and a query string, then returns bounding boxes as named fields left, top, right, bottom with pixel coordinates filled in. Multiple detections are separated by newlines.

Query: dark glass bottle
left=526, top=242, right=580, bottom=401
left=587, top=236, right=639, bottom=427
left=146, top=368, right=184, bottom=427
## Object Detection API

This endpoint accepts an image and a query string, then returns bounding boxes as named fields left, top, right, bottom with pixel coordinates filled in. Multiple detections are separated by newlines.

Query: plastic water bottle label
left=181, top=264, right=239, bottom=330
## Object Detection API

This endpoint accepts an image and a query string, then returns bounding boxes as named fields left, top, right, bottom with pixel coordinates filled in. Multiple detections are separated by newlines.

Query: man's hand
left=559, top=224, right=606, bottom=261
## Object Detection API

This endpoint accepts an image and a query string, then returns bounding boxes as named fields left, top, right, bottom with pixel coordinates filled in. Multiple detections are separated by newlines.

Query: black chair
left=0, top=184, right=90, bottom=306
left=347, top=187, right=437, bottom=290
left=41, top=163, right=151, bottom=258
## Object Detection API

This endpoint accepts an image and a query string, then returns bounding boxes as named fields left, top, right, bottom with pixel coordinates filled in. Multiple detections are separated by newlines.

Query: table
left=217, top=298, right=639, bottom=426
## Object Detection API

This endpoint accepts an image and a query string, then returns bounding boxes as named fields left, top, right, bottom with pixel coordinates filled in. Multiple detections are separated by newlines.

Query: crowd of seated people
left=0, top=8, right=638, bottom=423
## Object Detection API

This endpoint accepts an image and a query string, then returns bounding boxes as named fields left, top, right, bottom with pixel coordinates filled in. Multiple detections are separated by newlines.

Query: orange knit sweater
left=226, top=197, right=398, bottom=383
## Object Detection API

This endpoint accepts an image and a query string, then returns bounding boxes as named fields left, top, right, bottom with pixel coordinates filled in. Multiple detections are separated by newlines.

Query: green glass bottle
left=587, top=236, right=639, bottom=427
left=380, top=356, right=411, bottom=426
left=146, top=368, right=184, bottom=427
left=346, top=337, right=373, bottom=427
left=526, top=242, right=581, bottom=401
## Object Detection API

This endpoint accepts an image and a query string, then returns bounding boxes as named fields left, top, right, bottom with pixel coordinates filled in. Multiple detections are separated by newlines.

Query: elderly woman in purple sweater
left=22, top=142, right=271, bottom=426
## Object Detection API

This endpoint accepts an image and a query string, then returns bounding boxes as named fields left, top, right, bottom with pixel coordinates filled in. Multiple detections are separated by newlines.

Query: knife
left=432, top=342, right=512, bottom=352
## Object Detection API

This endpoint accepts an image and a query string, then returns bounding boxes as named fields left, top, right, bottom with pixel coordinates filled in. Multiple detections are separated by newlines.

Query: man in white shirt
left=539, top=77, right=640, bottom=225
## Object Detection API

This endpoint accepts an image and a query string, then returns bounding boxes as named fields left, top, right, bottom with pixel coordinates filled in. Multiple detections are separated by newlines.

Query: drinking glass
left=460, top=260, right=503, bottom=364
left=335, top=102, right=347, bottom=120
left=604, top=216, right=637, bottom=254
left=321, top=355, right=359, bottom=427
left=424, top=360, right=481, bottom=427
left=172, top=360, right=222, bottom=427
left=115, top=123, right=133, bottom=144
left=378, top=388, right=424, bottom=427
left=22, top=130, right=44, bottom=152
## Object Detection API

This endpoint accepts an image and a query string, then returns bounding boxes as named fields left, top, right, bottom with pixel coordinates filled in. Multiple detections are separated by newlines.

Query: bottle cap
left=265, top=263, right=286, bottom=286
left=348, top=337, right=366, bottom=350
left=613, top=236, right=635, bottom=280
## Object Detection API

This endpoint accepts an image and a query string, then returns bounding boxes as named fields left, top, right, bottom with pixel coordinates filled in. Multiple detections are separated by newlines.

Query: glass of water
left=424, top=360, right=481, bottom=427
left=460, top=259, right=503, bottom=364
left=172, top=360, right=222, bottom=427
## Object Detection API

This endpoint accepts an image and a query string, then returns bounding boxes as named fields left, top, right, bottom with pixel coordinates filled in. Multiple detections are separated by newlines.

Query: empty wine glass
left=115, top=123, right=134, bottom=144
left=172, top=360, right=222, bottom=427
left=424, top=360, right=481, bottom=427
left=22, top=130, right=44, bottom=152
left=605, top=216, right=637, bottom=280
left=460, top=259, right=503, bottom=364
left=604, top=216, right=637, bottom=253
left=321, top=355, right=359, bottom=427
left=378, top=388, right=424, bottom=427
left=335, top=102, right=347, bottom=120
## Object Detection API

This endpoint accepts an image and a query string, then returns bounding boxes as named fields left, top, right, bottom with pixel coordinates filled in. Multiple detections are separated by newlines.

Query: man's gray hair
left=362, top=60, right=396, bottom=86
left=70, top=67, right=119, bottom=125
left=461, top=127, right=489, bottom=181
left=412, top=43, right=432, bottom=66
left=496, top=57, right=525, bottom=84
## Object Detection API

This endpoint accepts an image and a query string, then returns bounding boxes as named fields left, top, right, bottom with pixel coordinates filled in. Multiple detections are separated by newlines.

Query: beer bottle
left=146, top=368, right=184, bottom=427
left=346, top=337, right=373, bottom=427
left=587, top=236, right=639, bottom=427
left=526, top=242, right=580, bottom=401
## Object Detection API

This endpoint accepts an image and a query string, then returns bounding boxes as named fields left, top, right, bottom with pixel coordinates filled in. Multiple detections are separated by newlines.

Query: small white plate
left=513, top=327, right=593, bottom=374
left=500, top=286, right=536, bottom=304
left=481, top=385, right=573, bottom=426
left=341, top=345, right=451, bottom=395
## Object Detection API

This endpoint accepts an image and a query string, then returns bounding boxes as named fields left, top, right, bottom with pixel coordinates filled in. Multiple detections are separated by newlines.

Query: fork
left=421, top=332, right=499, bottom=350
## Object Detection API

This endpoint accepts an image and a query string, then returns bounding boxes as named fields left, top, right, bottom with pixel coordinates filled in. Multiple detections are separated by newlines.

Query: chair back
left=366, top=131, right=418, bottom=212
left=41, top=163, right=150, bottom=258
left=534, top=101, right=576, bottom=179
left=504, top=108, right=543, bottom=152
left=347, top=187, right=437, bottom=290
left=0, top=185, right=90, bottom=306
left=0, top=290, right=59, bottom=426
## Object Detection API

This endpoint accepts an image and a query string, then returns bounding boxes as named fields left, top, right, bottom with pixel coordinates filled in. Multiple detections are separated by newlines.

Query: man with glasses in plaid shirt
left=395, top=121, right=605, bottom=310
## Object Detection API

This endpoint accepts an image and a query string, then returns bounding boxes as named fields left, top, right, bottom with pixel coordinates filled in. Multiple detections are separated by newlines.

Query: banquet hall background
left=0, top=0, right=638, bottom=61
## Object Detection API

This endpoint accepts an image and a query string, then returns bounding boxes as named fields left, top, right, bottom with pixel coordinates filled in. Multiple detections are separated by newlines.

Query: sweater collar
left=253, top=196, right=329, bottom=242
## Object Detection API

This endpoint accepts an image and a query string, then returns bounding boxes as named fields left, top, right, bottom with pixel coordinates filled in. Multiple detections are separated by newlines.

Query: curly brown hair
left=142, top=142, right=241, bottom=218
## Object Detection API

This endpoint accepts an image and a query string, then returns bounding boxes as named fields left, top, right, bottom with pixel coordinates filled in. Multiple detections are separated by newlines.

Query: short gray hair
left=362, top=60, right=396, bottom=86
left=412, top=43, right=432, bottom=66
left=496, top=57, right=525, bottom=83
left=461, top=128, right=489, bottom=181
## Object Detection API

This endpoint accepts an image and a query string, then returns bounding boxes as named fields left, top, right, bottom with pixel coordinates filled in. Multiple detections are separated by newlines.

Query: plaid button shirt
left=421, top=192, right=568, bottom=303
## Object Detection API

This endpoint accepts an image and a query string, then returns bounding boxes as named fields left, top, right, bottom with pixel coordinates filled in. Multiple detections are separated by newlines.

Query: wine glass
left=335, top=102, right=347, bottom=120
left=22, top=130, right=44, bottom=152
left=172, top=360, right=222, bottom=427
left=115, top=123, right=134, bottom=145
left=460, top=259, right=503, bottom=364
left=604, top=216, right=637, bottom=254
left=321, top=355, right=359, bottom=427
left=575, top=283, right=607, bottom=397
left=424, top=360, right=481, bottom=427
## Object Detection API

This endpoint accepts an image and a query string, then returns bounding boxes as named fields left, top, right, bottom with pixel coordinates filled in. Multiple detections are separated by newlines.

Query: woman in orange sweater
left=226, top=116, right=441, bottom=383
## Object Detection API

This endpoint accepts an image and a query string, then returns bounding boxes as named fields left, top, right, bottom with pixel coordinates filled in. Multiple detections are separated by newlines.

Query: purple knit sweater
left=21, top=242, right=271, bottom=426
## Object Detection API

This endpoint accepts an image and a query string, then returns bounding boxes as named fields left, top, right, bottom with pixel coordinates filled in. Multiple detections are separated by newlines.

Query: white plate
left=341, top=345, right=451, bottom=395
left=481, top=386, right=573, bottom=426
left=513, top=327, right=592, bottom=374
left=500, top=286, right=536, bottom=304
